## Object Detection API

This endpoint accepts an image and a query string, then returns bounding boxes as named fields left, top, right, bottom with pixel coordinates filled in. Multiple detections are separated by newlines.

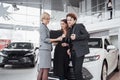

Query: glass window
left=88, top=38, right=102, bottom=48
left=7, top=42, right=33, bottom=49
left=91, top=0, right=97, bottom=12
left=91, top=0, right=106, bottom=13
left=104, top=39, right=110, bottom=49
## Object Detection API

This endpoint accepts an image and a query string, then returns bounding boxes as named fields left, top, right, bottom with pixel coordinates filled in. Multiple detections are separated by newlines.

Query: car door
left=104, top=39, right=117, bottom=73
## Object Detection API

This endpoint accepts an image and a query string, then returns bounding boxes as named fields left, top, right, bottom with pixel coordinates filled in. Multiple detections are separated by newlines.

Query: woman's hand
left=56, top=36, right=62, bottom=41
left=67, top=49, right=71, bottom=57
left=52, top=42, right=58, bottom=46
left=61, top=43, right=69, bottom=47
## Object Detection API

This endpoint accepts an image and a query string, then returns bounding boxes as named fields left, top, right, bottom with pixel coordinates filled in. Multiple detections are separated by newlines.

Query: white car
left=49, top=37, right=119, bottom=80
left=82, top=37, right=119, bottom=80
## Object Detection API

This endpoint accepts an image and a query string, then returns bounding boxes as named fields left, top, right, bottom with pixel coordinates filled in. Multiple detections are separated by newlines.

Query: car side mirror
left=107, top=45, right=116, bottom=50
left=36, top=47, right=39, bottom=49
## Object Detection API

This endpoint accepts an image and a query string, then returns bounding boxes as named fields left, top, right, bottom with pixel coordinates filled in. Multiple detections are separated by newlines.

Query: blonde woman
left=37, top=12, right=61, bottom=80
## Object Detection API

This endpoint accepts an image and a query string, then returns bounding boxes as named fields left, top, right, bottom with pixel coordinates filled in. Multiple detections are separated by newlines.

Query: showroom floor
left=109, top=71, right=120, bottom=80
left=0, top=66, right=120, bottom=80
left=109, top=63, right=120, bottom=80
left=0, top=64, right=120, bottom=80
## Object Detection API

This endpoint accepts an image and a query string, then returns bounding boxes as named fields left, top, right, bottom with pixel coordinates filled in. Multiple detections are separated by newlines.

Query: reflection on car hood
left=3, top=48, right=31, bottom=51
left=85, top=48, right=102, bottom=57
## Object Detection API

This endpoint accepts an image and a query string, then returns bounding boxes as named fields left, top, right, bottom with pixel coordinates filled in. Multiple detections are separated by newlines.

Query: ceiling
left=0, top=0, right=81, bottom=11
left=0, top=0, right=82, bottom=30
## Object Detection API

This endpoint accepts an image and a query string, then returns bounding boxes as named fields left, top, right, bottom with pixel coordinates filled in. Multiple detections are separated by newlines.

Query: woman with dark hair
left=107, top=0, right=113, bottom=19
left=53, top=19, right=69, bottom=80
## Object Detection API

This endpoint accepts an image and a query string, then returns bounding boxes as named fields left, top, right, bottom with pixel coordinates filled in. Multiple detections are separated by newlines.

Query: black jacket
left=68, top=23, right=90, bottom=57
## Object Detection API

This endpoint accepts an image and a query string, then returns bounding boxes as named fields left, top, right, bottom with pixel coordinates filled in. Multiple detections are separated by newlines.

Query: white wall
left=0, top=29, right=39, bottom=44
left=0, top=29, right=12, bottom=39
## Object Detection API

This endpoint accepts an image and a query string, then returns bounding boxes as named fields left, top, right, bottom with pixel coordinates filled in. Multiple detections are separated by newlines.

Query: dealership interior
left=0, top=0, right=120, bottom=80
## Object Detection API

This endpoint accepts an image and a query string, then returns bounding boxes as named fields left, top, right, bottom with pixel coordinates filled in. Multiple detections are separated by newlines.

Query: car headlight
left=0, top=52, right=7, bottom=57
left=25, top=50, right=34, bottom=56
left=25, top=53, right=34, bottom=56
left=84, top=55, right=100, bottom=63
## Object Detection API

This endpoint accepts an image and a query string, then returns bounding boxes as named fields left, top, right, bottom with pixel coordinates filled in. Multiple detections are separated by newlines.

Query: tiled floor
left=109, top=71, right=120, bottom=80
left=109, top=63, right=120, bottom=80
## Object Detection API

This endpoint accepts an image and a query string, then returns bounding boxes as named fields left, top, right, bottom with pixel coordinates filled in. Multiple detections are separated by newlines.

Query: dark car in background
left=0, top=42, right=39, bottom=67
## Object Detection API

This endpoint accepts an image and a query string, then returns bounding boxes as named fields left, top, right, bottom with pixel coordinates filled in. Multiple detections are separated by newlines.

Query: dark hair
left=60, top=19, right=68, bottom=31
left=61, top=19, right=67, bottom=24
left=108, top=0, right=112, bottom=2
left=66, top=13, right=77, bottom=20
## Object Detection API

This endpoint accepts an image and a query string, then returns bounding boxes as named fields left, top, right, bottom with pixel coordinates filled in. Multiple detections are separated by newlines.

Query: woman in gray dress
left=37, top=12, right=62, bottom=80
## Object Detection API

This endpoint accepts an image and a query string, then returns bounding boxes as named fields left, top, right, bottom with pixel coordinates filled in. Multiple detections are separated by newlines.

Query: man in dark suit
left=66, top=13, right=89, bottom=80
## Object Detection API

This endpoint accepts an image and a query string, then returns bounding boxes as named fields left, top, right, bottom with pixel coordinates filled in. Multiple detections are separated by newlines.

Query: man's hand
left=61, top=43, right=69, bottom=47
left=70, top=34, right=76, bottom=40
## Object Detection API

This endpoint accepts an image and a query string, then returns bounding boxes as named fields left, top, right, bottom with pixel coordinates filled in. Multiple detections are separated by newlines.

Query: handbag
left=107, top=7, right=112, bottom=11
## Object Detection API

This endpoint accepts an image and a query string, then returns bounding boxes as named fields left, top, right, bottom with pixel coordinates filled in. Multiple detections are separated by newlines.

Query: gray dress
left=38, top=50, right=51, bottom=68
left=38, top=23, right=52, bottom=69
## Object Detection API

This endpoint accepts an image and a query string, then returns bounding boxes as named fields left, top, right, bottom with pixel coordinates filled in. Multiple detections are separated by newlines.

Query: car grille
left=6, top=51, right=28, bottom=57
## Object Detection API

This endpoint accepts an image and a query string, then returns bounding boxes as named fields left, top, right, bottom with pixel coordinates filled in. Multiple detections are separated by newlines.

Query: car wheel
left=0, top=64, right=5, bottom=68
left=101, top=62, right=108, bottom=80
left=30, top=60, right=36, bottom=68
left=30, top=64, right=35, bottom=67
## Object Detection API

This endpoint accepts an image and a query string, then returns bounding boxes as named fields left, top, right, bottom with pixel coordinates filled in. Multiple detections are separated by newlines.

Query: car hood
left=2, top=48, right=33, bottom=56
left=85, top=48, right=102, bottom=57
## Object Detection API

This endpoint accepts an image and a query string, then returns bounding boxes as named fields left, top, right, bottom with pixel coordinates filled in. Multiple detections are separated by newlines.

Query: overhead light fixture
left=12, top=3, right=19, bottom=11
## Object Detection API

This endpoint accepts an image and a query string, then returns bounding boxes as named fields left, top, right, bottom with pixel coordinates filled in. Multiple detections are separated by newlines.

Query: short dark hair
left=66, top=13, right=77, bottom=20
left=61, top=19, right=67, bottom=24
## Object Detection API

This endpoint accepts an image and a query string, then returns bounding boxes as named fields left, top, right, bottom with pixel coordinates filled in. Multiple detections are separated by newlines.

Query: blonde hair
left=41, top=12, right=50, bottom=21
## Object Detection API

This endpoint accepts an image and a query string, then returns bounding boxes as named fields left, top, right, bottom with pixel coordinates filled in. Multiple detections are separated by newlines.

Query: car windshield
left=88, top=38, right=102, bottom=48
left=7, top=43, right=34, bottom=49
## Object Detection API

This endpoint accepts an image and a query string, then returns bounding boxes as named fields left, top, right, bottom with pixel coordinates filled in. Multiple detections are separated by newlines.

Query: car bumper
left=83, top=60, right=103, bottom=80
left=68, top=66, right=93, bottom=80
left=49, top=61, right=93, bottom=80
left=49, top=59, right=103, bottom=80
left=1, top=56, right=34, bottom=65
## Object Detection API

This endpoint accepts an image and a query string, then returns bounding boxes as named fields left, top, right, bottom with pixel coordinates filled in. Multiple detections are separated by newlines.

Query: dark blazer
left=71, top=23, right=90, bottom=57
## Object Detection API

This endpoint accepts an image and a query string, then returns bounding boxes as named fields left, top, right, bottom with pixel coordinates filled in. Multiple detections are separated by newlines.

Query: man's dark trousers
left=71, top=51, right=85, bottom=80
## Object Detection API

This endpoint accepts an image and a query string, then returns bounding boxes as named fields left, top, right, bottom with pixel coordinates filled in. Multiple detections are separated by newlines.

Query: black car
left=0, top=42, right=39, bottom=67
